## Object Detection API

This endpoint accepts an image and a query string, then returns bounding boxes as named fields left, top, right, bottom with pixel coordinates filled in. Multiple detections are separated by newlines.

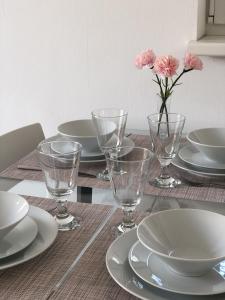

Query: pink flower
left=184, top=53, right=203, bottom=70
left=154, top=55, right=179, bottom=77
left=135, top=49, right=156, bottom=69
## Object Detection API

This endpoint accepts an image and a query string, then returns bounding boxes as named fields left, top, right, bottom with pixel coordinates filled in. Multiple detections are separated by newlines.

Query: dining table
left=1, top=132, right=225, bottom=300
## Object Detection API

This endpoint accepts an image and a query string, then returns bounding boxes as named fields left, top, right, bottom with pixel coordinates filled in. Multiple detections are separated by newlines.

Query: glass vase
left=156, top=95, right=171, bottom=115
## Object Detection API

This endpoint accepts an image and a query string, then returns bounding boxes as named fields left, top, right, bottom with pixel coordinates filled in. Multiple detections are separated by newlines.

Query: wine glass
left=106, top=146, right=154, bottom=234
left=37, top=140, right=82, bottom=231
left=91, top=108, right=128, bottom=180
left=147, top=113, right=185, bottom=188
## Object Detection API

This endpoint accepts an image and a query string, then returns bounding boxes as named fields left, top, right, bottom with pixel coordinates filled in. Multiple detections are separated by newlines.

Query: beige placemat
left=1, top=135, right=225, bottom=201
left=48, top=193, right=225, bottom=300
left=0, top=196, right=112, bottom=300
left=47, top=209, right=147, bottom=300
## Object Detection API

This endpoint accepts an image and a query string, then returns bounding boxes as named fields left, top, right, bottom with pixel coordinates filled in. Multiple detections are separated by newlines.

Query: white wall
left=0, top=0, right=225, bottom=137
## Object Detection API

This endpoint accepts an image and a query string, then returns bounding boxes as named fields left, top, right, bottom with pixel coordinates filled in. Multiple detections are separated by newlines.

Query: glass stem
left=122, top=206, right=135, bottom=229
left=160, top=165, right=170, bottom=179
left=56, top=198, right=69, bottom=219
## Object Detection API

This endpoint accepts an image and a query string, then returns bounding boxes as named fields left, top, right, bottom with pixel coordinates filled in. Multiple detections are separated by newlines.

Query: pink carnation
left=184, top=53, right=203, bottom=70
left=135, top=49, right=156, bottom=69
left=154, top=55, right=179, bottom=77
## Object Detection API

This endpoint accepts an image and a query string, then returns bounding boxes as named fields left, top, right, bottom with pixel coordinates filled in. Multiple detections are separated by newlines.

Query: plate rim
left=0, top=216, right=38, bottom=260
left=106, top=228, right=149, bottom=300
left=172, top=156, right=225, bottom=177
left=179, top=145, right=225, bottom=170
left=129, top=240, right=225, bottom=296
left=80, top=137, right=135, bottom=163
left=0, top=205, right=58, bottom=270
left=106, top=228, right=225, bottom=300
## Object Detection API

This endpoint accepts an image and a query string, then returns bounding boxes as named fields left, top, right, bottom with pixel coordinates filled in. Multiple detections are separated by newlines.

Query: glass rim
left=147, top=113, right=186, bottom=124
left=37, top=140, right=82, bottom=156
left=107, top=146, right=154, bottom=163
left=91, top=107, right=128, bottom=119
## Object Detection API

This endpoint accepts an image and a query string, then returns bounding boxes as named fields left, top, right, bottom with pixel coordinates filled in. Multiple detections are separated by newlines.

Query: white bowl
left=0, top=191, right=29, bottom=240
left=187, top=128, right=225, bottom=162
left=57, top=119, right=115, bottom=154
left=137, top=208, right=225, bottom=276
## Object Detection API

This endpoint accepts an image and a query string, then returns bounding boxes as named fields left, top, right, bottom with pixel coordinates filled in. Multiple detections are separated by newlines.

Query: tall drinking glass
left=92, top=108, right=128, bottom=181
left=106, top=146, right=154, bottom=234
left=147, top=113, right=185, bottom=188
left=37, top=140, right=82, bottom=231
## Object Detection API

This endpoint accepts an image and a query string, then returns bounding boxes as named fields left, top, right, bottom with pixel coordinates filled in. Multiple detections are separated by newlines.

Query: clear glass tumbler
left=106, top=146, right=154, bottom=234
left=37, top=140, right=82, bottom=231
left=91, top=108, right=128, bottom=181
left=147, top=113, right=185, bottom=188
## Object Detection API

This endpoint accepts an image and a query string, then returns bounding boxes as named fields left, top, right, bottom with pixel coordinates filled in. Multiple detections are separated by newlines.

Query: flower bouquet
left=135, top=49, right=203, bottom=117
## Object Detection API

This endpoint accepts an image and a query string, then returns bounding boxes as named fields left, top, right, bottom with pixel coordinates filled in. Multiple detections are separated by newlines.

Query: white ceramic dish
left=137, top=209, right=225, bottom=276
left=58, top=119, right=116, bottom=154
left=0, top=205, right=57, bottom=270
left=179, top=144, right=225, bottom=170
left=172, top=155, right=225, bottom=177
left=80, top=137, right=135, bottom=163
left=187, top=128, right=225, bottom=163
left=0, top=191, right=29, bottom=240
left=81, top=149, right=103, bottom=158
left=106, top=228, right=225, bottom=300
left=129, top=240, right=225, bottom=296
left=0, top=216, right=38, bottom=259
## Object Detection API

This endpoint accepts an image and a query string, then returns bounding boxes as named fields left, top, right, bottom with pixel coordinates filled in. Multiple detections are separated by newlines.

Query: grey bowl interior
left=58, top=119, right=97, bottom=138
left=188, top=128, right=225, bottom=147
left=138, top=209, right=225, bottom=260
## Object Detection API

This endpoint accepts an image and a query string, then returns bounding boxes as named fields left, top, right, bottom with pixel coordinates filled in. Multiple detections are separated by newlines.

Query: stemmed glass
left=106, top=146, right=154, bottom=234
left=37, top=140, right=82, bottom=231
left=91, top=108, right=128, bottom=180
left=147, top=113, right=185, bottom=188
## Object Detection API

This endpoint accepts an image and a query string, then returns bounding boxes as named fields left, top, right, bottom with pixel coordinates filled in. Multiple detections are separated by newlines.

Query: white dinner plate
left=81, top=149, right=103, bottom=158
left=106, top=228, right=225, bottom=300
left=0, top=206, right=58, bottom=270
left=172, top=155, right=225, bottom=177
left=80, top=137, right=135, bottom=163
left=0, top=216, right=38, bottom=259
left=179, top=144, right=225, bottom=170
left=129, top=240, right=225, bottom=296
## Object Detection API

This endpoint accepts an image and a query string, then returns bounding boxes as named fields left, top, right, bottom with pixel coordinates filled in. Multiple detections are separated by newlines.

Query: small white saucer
left=179, top=144, right=225, bottom=170
left=129, top=240, right=225, bottom=296
left=0, top=216, right=38, bottom=259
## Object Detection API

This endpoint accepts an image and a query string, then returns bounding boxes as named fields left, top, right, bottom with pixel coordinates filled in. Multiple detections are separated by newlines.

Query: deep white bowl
left=187, top=128, right=225, bottom=162
left=0, top=191, right=29, bottom=240
left=137, top=208, right=225, bottom=276
left=57, top=119, right=115, bottom=154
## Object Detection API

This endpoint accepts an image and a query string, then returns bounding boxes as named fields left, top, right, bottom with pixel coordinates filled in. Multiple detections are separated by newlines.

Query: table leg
left=77, top=186, right=92, bottom=203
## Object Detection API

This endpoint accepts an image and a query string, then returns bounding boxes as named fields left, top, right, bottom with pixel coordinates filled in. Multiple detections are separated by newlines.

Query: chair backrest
left=0, top=123, right=45, bottom=172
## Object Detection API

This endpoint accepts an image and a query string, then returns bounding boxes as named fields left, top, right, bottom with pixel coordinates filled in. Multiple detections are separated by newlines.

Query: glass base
left=150, top=176, right=182, bottom=188
left=54, top=214, right=81, bottom=231
left=111, top=222, right=137, bottom=237
left=96, top=170, right=110, bottom=181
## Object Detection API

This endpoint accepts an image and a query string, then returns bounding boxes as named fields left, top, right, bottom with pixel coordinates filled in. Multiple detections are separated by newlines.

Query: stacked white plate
left=172, top=143, right=225, bottom=177
left=80, top=136, right=135, bottom=163
left=0, top=191, right=57, bottom=270
left=106, top=229, right=225, bottom=299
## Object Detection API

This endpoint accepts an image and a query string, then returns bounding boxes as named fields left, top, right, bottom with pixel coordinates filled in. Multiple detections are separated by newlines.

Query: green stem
left=155, top=69, right=193, bottom=137
left=168, top=69, right=192, bottom=93
left=164, top=104, right=170, bottom=136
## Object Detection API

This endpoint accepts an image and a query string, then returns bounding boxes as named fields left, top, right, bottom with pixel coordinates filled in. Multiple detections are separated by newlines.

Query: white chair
left=0, top=123, right=45, bottom=172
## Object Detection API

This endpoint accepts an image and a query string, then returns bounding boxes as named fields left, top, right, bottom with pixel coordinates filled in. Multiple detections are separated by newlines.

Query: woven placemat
left=49, top=194, right=225, bottom=300
left=47, top=209, right=148, bottom=300
left=0, top=196, right=112, bottom=300
left=1, top=135, right=225, bottom=202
